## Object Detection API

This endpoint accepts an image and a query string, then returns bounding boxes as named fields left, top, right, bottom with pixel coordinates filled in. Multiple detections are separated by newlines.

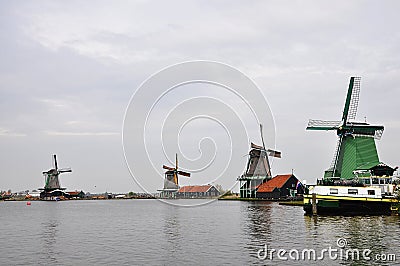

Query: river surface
left=1, top=199, right=399, bottom=265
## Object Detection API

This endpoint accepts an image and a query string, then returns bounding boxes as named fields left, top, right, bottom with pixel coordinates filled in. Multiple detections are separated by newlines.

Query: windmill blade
left=251, top=142, right=264, bottom=150
left=342, top=77, right=361, bottom=125
left=306, top=119, right=342, bottom=130
left=163, top=165, right=175, bottom=171
left=53, top=154, right=58, bottom=171
left=342, top=124, right=384, bottom=139
left=347, top=77, right=361, bottom=121
left=58, top=168, right=72, bottom=173
left=259, top=124, right=266, bottom=150
left=374, top=129, right=384, bottom=140
left=352, top=130, right=384, bottom=140
left=330, top=137, right=343, bottom=175
left=173, top=172, right=179, bottom=186
left=267, top=149, right=281, bottom=158
left=177, top=170, right=191, bottom=177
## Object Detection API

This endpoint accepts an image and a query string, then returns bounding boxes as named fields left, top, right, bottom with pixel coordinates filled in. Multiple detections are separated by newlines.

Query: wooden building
left=176, top=185, right=220, bottom=198
left=256, top=174, right=304, bottom=199
left=66, top=190, right=85, bottom=199
left=238, top=143, right=272, bottom=198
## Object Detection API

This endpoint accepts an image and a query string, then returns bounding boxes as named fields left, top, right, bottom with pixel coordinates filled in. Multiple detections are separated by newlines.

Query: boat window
left=364, top=179, right=370, bottom=185
left=330, top=188, right=338, bottom=194
left=368, top=190, right=375, bottom=195
left=348, top=189, right=358, bottom=195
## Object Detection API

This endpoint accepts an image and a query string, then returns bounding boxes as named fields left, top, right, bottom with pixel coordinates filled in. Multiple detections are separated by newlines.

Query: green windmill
left=307, top=77, right=395, bottom=181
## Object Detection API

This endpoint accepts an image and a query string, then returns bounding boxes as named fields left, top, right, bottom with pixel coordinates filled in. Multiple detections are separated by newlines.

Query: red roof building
left=176, top=185, right=220, bottom=198
left=256, top=174, right=304, bottom=199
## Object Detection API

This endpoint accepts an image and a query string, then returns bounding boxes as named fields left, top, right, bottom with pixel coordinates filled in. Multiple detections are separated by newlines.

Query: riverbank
left=218, top=195, right=304, bottom=205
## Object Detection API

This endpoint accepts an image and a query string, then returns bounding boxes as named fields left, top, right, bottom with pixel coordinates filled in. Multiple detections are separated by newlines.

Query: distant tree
left=128, top=191, right=136, bottom=198
left=214, top=184, right=225, bottom=194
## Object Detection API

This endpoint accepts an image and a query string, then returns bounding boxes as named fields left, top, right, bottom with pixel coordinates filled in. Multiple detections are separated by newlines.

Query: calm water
left=1, top=200, right=399, bottom=265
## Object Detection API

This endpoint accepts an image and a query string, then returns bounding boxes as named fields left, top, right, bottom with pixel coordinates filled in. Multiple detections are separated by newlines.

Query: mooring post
left=312, top=193, right=317, bottom=215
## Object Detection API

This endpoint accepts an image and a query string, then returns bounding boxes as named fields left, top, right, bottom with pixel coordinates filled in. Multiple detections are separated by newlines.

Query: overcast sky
left=1, top=1, right=400, bottom=193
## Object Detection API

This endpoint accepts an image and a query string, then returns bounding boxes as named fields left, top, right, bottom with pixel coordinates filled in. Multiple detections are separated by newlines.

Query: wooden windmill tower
left=160, top=154, right=190, bottom=198
left=307, top=77, right=396, bottom=182
left=238, top=124, right=281, bottom=198
left=39, top=154, right=72, bottom=200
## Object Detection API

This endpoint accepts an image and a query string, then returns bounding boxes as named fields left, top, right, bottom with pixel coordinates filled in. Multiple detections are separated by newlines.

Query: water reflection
left=39, top=220, right=59, bottom=264
left=241, top=201, right=273, bottom=263
left=304, top=215, right=400, bottom=265
left=242, top=202, right=273, bottom=242
left=161, top=206, right=182, bottom=261
left=38, top=203, right=61, bottom=265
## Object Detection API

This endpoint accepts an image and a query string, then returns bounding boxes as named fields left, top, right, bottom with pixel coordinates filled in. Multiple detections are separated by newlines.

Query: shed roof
left=177, top=185, right=212, bottom=193
left=257, top=174, right=293, bottom=193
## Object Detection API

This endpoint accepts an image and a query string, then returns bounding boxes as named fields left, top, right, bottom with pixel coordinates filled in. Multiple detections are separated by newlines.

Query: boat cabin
left=310, top=186, right=383, bottom=198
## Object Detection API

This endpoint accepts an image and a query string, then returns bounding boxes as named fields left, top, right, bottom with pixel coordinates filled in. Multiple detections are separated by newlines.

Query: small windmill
left=41, top=154, right=72, bottom=192
left=306, top=77, right=392, bottom=180
left=162, top=153, right=190, bottom=190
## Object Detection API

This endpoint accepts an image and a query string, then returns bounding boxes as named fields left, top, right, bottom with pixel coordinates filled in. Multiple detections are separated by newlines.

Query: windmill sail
left=251, top=142, right=263, bottom=150
left=342, top=77, right=361, bottom=124
left=53, top=154, right=58, bottom=171
left=267, top=149, right=281, bottom=158
left=328, top=136, right=343, bottom=178
left=346, top=77, right=361, bottom=121
left=58, top=168, right=72, bottom=173
left=307, top=120, right=342, bottom=130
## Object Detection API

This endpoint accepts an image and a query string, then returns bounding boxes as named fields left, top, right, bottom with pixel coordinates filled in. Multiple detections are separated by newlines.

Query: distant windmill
left=306, top=77, right=392, bottom=179
left=41, top=154, right=72, bottom=192
left=162, top=153, right=190, bottom=190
